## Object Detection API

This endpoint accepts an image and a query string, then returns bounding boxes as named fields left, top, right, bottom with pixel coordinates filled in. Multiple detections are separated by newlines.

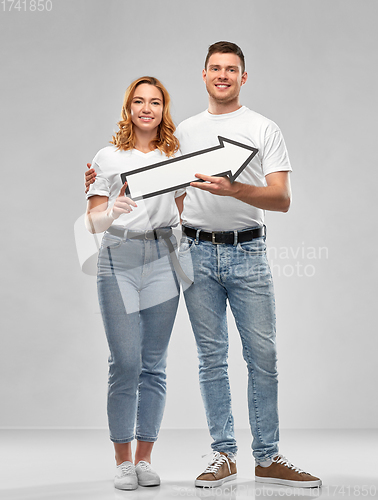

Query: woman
left=85, top=76, right=184, bottom=490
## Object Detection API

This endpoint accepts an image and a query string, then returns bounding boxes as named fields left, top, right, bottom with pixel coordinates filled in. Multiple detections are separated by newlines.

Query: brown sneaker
left=195, top=451, right=237, bottom=487
left=255, top=454, right=321, bottom=488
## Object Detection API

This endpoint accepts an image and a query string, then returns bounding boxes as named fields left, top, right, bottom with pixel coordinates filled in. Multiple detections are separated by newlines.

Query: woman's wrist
left=106, top=207, right=116, bottom=221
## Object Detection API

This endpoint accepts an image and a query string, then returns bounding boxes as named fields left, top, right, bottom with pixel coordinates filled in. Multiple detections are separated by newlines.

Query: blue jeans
left=97, top=231, right=180, bottom=443
left=179, top=229, right=279, bottom=463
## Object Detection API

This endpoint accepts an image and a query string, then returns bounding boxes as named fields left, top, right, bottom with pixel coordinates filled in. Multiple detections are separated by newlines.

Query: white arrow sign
left=121, top=136, right=258, bottom=200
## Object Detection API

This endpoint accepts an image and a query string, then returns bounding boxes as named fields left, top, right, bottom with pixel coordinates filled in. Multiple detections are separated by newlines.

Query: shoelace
left=203, top=452, right=231, bottom=475
left=119, top=462, right=135, bottom=475
left=273, top=454, right=308, bottom=474
left=137, top=461, right=151, bottom=471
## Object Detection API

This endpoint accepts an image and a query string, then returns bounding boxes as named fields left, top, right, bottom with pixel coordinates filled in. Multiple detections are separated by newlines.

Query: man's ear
left=202, top=69, right=207, bottom=83
left=241, top=72, right=248, bottom=86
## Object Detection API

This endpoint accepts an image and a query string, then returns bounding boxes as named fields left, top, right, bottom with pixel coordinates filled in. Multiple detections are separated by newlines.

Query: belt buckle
left=211, top=232, right=224, bottom=244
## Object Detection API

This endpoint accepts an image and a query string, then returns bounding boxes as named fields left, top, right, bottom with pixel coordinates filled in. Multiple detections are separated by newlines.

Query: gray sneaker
left=135, top=460, right=160, bottom=486
left=114, top=461, right=138, bottom=490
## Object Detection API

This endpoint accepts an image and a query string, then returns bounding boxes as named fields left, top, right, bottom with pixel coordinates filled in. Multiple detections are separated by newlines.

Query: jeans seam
left=217, top=245, right=222, bottom=283
left=136, top=382, right=141, bottom=440
left=241, top=337, right=264, bottom=446
left=107, top=246, right=115, bottom=275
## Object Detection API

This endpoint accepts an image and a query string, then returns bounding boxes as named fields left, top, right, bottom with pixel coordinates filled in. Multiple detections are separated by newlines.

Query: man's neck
left=207, top=97, right=242, bottom=116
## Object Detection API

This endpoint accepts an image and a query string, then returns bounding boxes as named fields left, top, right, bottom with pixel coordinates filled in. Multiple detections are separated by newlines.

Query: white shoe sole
left=114, top=482, right=138, bottom=490
left=195, top=473, right=237, bottom=488
left=255, top=476, right=322, bottom=488
left=138, top=479, right=160, bottom=487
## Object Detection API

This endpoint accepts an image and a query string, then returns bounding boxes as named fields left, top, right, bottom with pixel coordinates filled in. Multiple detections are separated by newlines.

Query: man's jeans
left=179, top=230, right=279, bottom=463
left=97, top=231, right=179, bottom=443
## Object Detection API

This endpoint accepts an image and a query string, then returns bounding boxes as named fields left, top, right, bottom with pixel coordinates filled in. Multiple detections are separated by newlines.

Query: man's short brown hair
left=204, top=41, right=245, bottom=74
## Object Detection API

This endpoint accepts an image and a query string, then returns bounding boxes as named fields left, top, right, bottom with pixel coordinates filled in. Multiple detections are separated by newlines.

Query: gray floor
left=0, top=429, right=377, bottom=500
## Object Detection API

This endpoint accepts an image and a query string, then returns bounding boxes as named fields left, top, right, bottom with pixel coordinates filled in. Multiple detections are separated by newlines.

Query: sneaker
left=114, top=461, right=138, bottom=490
left=255, top=454, right=322, bottom=488
left=135, top=460, right=160, bottom=486
left=195, top=451, right=237, bottom=487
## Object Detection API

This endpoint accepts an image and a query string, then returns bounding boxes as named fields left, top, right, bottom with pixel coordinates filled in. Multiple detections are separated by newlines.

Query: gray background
left=0, top=0, right=377, bottom=432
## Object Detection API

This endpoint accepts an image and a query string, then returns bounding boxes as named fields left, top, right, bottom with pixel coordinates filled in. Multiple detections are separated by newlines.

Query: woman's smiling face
left=130, top=83, right=164, bottom=133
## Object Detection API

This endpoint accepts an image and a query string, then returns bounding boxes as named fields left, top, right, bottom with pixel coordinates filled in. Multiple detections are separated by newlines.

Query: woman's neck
left=134, top=129, right=157, bottom=153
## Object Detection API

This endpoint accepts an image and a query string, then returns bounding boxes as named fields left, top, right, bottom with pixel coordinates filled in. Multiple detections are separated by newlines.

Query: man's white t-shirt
left=86, top=145, right=182, bottom=231
left=176, top=106, right=292, bottom=231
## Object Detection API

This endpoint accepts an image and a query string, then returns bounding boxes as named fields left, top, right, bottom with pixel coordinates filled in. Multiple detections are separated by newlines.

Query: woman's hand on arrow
left=109, top=182, right=138, bottom=219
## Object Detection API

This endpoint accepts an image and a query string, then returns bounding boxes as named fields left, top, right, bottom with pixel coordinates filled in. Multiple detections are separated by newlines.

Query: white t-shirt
left=86, top=145, right=183, bottom=231
left=176, top=106, right=292, bottom=231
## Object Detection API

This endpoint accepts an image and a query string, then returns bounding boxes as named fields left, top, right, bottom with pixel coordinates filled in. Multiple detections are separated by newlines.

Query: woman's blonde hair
left=111, top=76, right=179, bottom=157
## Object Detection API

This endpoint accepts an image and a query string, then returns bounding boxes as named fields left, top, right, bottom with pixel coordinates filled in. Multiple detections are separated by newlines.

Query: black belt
left=106, top=226, right=193, bottom=285
left=182, top=225, right=265, bottom=245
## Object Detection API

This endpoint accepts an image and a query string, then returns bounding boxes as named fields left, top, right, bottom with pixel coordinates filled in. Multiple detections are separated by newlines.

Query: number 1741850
left=2, top=0, right=52, bottom=11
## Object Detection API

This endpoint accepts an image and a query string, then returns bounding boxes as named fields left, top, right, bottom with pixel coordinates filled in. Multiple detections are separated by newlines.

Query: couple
left=85, top=41, right=321, bottom=491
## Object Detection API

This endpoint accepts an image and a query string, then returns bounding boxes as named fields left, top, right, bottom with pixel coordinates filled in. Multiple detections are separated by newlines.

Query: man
left=175, top=41, right=321, bottom=489
left=85, top=41, right=321, bottom=488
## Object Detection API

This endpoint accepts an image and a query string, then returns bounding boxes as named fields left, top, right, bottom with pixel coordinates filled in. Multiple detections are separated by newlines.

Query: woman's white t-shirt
left=86, top=145, right=183, bottom=231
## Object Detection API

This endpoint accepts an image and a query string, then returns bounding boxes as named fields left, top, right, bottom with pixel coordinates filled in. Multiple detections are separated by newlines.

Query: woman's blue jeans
left=179, top=230, right=279, bottom=463
left=97, top=231, right=180, bottom=443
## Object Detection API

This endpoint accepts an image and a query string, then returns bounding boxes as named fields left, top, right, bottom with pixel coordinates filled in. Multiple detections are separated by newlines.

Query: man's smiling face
left=202, top=52, right=247, bottom=106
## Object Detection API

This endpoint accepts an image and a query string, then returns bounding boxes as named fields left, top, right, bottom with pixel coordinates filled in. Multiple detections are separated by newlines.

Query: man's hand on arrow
left=191, top=171, right=291, bottom=212
left=85, top=163, right=97, bottom=194
left=190, top=173, right=239, bottom=197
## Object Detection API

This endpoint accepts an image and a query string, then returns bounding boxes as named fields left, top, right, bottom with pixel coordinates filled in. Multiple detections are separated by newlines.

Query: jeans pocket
left=237, top=237, right=266, bottom=255
left=101, top=233, right=122, bottom=249
left=178, top=237, right=195, bottom=255
left=169, top=234, right=178, bottom=251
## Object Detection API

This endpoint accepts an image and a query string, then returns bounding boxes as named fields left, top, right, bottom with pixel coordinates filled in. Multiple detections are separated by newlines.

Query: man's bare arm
left=190, top=171, right=291, bottom=212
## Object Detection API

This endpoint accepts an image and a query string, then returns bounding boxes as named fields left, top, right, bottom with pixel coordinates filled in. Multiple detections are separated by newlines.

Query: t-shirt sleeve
left=262, top=129, right=292, bottom=176
left=175, top=124, right=182, bottom=143
left=170, top=145, right=186, bottom=197
left=86, top=152, right=111, bottom=199
left=174, top=187, right=186, bottom=198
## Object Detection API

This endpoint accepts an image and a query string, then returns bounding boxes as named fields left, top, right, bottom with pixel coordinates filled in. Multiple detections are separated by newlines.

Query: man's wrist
left=232, top=181, right=249, bottom=200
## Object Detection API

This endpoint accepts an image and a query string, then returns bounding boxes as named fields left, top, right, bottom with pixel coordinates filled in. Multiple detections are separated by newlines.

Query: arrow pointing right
left=121, top=136, right=259, bottom=200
